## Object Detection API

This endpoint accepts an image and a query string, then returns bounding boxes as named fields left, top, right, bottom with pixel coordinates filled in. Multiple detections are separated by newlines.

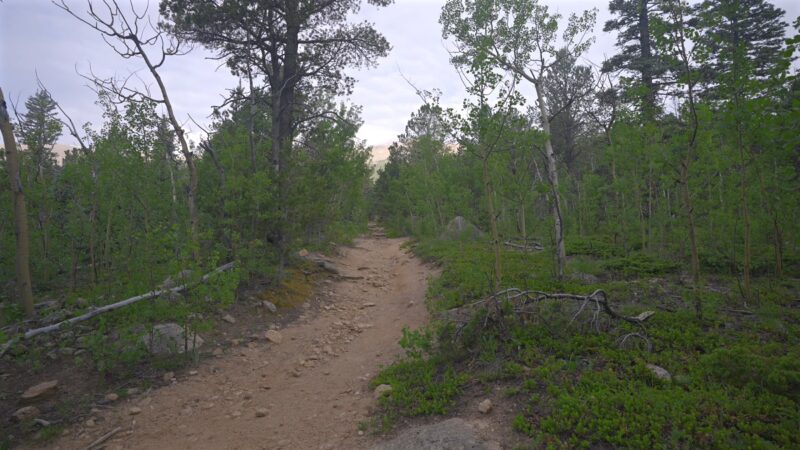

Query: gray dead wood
left=0, top=262, right=235, bottom=357
left=441, top=288, right=655, bottom=351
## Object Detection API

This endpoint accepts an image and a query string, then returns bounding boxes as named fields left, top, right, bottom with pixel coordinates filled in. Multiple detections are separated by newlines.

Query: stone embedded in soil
left=163, top=371, right=175, bottom=382
left=21, top=379, right=59, bottom=402
left=478, top=399, right=493, bottom=414
left=265, top=330, right=283, bottom=344
left=12, top=406, right=40, bottom=422
left=213, top=348, right=224, bottom=357
left=374, top=418, right=489, bottom=450
left=255, top=408, right=268, bottom=418
left=646, top=364, right=672, bottom=381
left=105, top=393, right=119, bottom=402
left=222, top=314, right=237, bottom=324
left=263, top=301, right=278, bottom=313
left=374, top=384, right=393, bottom=399
left=129, top=407, right=142, bottom=415
left=142, top=323, right=204, bottom=355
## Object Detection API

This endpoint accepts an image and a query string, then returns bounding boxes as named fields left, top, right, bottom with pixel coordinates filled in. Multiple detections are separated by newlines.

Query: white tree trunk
left=534, top=81, right=567, bottom=278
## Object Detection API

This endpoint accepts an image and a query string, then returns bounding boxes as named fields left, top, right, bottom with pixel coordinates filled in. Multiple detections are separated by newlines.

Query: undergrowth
left=372, top=237, right=800, bottom=448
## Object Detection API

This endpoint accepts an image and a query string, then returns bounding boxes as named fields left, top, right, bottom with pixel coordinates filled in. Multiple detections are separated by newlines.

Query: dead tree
left=55, top=0, right=201, bottom=261
left=0, top=88, right=36, bottom=318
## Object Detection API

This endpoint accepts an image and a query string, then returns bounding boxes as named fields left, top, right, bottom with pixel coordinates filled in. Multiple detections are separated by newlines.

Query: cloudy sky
left=2, top=0, right=798, bottom=160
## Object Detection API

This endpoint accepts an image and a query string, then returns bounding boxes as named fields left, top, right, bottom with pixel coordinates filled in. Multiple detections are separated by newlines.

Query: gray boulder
left=142, top=323, right=204, bottom=356
left=160, top=269, right=194, bottom=290
left=374, top=418, right=488, bottom=450
left=440, top=216, right=485, bottom=241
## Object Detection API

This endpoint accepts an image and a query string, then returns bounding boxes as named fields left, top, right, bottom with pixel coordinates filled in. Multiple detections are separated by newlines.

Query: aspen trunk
left=681, top=162, right=701, bottom=316
left=534, top=81, right=567, bottom=278
left=0, top=88, right=36, bottom=318
left=738, top=131, right=751, bottom=298
left=482, top=157, right=502, bottom=288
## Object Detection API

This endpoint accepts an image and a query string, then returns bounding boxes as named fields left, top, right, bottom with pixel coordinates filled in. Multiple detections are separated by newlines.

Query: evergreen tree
left=17, top=89, right=62, bottom=181
left=603, top=0, right=670, bottom=114
left=543, top=48, right=595, bottom=172
left=695, top=0, right=787, bottom=90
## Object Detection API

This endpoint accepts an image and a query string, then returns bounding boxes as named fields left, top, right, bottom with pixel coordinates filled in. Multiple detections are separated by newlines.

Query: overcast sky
left=2, top=0, right=798, bottom=160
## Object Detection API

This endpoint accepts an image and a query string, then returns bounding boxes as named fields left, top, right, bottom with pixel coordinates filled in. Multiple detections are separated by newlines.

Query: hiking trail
left=42, top=225, right=434, bottom=450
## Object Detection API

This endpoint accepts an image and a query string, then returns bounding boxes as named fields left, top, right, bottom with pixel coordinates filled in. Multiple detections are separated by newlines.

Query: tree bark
left=737, top=126, right=751, bottom=297
left=482, top=156, right=502, bottom=288
left=0, top=88, right=36, bottom=318
left=534, top=81, right=567, bottom=279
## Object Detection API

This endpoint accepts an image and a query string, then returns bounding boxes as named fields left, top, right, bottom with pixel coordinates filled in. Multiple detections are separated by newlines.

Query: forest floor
left=24, top=226, right=508, bottom=450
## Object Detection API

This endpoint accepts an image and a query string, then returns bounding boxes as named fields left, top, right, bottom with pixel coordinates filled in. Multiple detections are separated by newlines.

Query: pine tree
left=17, top=89, right=62, bottom=181
left=694, top=0, right=787, bottom=90
left=543, top=48, right=594, bottom=172
left=603, top=0, right=670, bottom=115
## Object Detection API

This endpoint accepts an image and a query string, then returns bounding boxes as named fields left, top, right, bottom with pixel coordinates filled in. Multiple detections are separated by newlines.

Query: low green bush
left=603, top=252, right=680, bottom=276
left=374, top=237, right=800, bottom=448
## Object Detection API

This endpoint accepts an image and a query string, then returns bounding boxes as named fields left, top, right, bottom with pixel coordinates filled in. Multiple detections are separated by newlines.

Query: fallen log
left=0, top=262, right=236, bottom=357
left=503, top=239, right=544, bottom=252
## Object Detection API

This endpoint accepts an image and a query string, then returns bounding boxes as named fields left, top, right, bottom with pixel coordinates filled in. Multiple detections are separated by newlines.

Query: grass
left=371, top=236, right=800, bottom=448
left=259, top=267, right=316, bottom=308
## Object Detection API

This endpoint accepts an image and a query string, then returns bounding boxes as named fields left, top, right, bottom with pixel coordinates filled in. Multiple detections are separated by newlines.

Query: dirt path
left=44, top=227, right=434, bottom=450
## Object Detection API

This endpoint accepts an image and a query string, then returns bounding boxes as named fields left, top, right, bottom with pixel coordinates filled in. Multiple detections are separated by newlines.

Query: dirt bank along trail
left=42, top=225, right=434, bottom=450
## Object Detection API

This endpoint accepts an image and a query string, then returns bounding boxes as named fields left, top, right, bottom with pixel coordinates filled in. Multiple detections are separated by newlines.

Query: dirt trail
left=45, top=227, right=434, bottom=450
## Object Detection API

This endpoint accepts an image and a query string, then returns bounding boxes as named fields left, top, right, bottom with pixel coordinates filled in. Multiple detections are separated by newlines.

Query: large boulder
left=440, top=216, right=485, bottom=241
left=373, top=418, right=489, bottom=450
left=142, top=323, right=204, bottom=356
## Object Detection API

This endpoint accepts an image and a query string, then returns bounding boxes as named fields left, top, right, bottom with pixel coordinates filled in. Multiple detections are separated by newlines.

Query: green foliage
left=566, top=236, right=622, bottom=259
left=373, top=326, right=468, bottom=425
left=379, top=238, right=800, bottom=448
left=1, top=86, right=369, bottom=380
left=603, top=252, right=680, bottom=276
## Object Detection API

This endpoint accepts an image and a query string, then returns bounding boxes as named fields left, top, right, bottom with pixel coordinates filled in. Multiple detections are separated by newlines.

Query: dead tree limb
left=503, top=239, right=544, bottom=252
left=0, top=262, right=236, bottom=357
left=84, top=427, right=122, bottom=450
left=441, top=288, right=655, bottom=351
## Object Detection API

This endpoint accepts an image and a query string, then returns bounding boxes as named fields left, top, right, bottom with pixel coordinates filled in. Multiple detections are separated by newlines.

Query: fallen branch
left=441, top=288, right=654, bottom=351
left=503, top=239, right=544, bottom=252
left=84, top=426, right=122, bottom=450
left=719, top=307, right=755, bottom=316
left=0, top=262, right=236, bottom=357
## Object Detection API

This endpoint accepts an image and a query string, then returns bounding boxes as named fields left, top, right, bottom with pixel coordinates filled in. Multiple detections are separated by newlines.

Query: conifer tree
left=603, top=0, right=670, bottom=115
